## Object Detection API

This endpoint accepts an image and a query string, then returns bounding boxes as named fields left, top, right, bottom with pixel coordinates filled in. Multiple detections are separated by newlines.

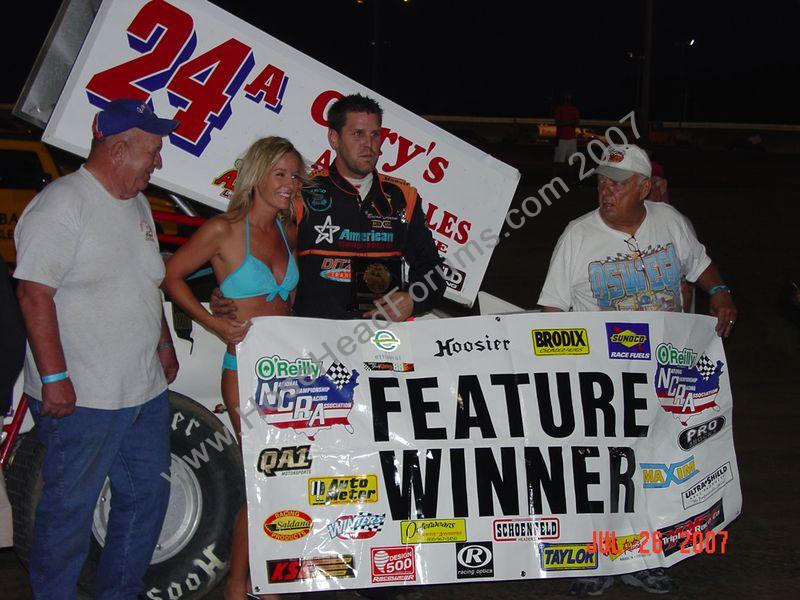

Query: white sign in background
left=43, top=0, right=520, bottom=306
left=237, top=312, right=741, bottom=593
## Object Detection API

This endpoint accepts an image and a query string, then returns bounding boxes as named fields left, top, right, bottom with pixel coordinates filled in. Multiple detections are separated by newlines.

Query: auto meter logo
left=371, top=329, right=401, bottom=352
left=327, top=512, right=386, bottom=540
left=263, top=510, right=312, bottom=542
left=655, top=343, right=724, bottom=426
left=308, top=475, right=379, bottom=505
left=532, top=328, right=590, bottom=356
left=371, top=546, right=416, bottom=583
left=605, top=322, right=651, bottom=360
left=539, top=542, right=598, bottom=571
left=455, top=542, right=494, bottom=579
left=254, top=356, right=358, bottom=440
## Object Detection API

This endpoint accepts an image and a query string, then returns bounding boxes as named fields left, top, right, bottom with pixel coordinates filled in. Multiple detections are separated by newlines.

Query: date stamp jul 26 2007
left=586, top=529, right=729, bottom=556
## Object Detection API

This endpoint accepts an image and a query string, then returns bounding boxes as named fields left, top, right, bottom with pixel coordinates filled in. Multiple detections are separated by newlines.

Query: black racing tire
left=5, top=391, right=244, bottom=600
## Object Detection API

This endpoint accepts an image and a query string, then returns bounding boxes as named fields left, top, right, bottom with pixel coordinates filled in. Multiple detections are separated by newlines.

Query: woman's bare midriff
left=224, top=295, right=291, bottom=356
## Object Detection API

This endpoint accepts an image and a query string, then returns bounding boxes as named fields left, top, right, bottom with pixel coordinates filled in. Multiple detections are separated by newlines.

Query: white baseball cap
left=596, top=144, right=652, bottom=181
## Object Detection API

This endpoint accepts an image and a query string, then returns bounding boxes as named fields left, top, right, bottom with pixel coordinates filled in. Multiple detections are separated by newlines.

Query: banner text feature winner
left=43, top=0, right=520, bottom=306
left=237, top=312, right=740, bottom=592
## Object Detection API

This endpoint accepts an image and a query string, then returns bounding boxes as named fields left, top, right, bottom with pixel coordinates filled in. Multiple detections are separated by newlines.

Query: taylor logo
left=257, top=446, right=312, bottom=477
left=327, top=512, right=386, bottom=540
left=641, top=456, right=699, bottom=488
left=539, top=542, right=598, bottom=571
left=371, top=330, right=401, bottom=352
left=268, top=555, right=355, bottom=583
left=400, top=519, right=467, bottom=544
left=254, top=356, right=358, bottom=440
left=532, top=328, right=589, bottom=356
left=371, top=547, right=416, bottom=583
left=493, top=517, right=560, bottom=542
left=308, top=475, right=379, bottom=505
left=263, top=510, right=312, bottom=542
left=605, top=322, right=651, bottom=360
left=455, top=542, right=494, bottom=579
left=655, top=343, right=723, bottom=425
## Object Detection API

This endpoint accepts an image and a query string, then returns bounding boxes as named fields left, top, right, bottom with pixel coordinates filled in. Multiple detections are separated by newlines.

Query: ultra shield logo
left=605, top=322, right=651, bottom=360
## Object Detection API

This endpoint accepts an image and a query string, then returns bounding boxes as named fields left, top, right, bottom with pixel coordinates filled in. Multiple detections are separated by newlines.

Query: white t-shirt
left=538, top=201, right=710, bottom=312
left=14, top=166, right=167, bottom=409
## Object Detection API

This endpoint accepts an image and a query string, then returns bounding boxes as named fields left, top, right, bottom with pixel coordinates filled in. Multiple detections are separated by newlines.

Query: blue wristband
left=708, top=284, right=730, bottom=296
left=41, top=371, right=69, bottom=384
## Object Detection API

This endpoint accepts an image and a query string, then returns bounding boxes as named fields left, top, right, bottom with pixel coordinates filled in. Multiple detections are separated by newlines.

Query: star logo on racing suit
left=314, top=216, right=340, bottom=244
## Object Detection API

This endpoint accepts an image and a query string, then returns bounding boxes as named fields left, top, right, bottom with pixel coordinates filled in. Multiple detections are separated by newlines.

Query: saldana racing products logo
left=254, top=356, right=359, bottom=440
left=654, top=343, right=724, bottom=425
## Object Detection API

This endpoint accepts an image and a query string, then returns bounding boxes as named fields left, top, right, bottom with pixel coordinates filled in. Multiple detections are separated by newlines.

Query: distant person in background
left=644, top=148, right=670, bottom=203
left=554, top=92, right=580, bottom=182
left=1, top=255, right=26, bottom=548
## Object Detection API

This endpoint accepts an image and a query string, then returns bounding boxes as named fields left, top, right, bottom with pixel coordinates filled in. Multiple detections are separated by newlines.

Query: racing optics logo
left=308, top=475, right=379, bottom=505
left=371, top=330, right=401, bottom=352
left=657, top=499, right=724, bottom=557
left=257, top=446, right=312, bottom=477
left=327, top=512, right=386, bottom=540
left=492, top=517, right=560, bottom=542
left=678, top=416, right=726, bottom=450
left=539, top=542, right=598, bottom=571
left=655, top=343, right=723, bottom=425
left=681, top=462, right=734, bottom=510
left=268, top=555, right=356, bottom=583
left=371, top=547, right=416, bottom=583
left=400, top=519, right=467, bottom=544
left=640, top=456, right=699, bottom=489
left=263, top=510, right=312, bottom=542
left=455, top=542, right=494, bottom=579
left=605, top=322, right=651, bottom=360
left=254, top=356, right=358, bottom=440
left=531, top=328, right=589, bottom=356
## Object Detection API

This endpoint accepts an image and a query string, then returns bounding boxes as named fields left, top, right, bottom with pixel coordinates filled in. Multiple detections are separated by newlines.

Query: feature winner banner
left=237, top=312, right=741, bottom=592
left=41, top=0, right=520, bottom=306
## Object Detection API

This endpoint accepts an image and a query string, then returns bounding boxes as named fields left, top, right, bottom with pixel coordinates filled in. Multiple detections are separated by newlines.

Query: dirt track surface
left=3, top=144, right=799, bottom=599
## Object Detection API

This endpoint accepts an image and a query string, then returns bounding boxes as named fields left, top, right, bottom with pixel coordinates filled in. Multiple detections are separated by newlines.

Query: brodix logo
left=532, top=328, right=590, bottom=356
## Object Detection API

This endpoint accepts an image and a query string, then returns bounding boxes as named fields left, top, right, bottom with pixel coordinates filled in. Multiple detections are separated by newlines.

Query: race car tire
left=5, top=391, right=244, bottom=600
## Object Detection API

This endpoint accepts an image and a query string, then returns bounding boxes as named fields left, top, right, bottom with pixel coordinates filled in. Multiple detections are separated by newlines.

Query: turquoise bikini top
left=220, top=216, right=298, bottom=302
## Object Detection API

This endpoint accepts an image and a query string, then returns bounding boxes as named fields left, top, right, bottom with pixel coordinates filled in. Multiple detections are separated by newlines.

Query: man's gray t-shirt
left=14, top=166, right=167, bottom=409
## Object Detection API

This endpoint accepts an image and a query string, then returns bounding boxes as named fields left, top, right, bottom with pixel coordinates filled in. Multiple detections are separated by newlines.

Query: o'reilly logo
left=532, top=328, right=589, bottom=356
left=255, top=355, right=320, bottom=380
left=678, top=416, right=725, bottom=450
left=455, top=542, right=494, bottom=579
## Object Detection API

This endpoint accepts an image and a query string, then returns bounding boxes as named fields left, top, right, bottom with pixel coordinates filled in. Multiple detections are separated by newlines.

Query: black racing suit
left=293, top=162, right=444, bottom=319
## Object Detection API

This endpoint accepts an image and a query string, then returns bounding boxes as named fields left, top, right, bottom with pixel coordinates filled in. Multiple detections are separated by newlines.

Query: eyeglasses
left=625, top=235, right=646, bottom=272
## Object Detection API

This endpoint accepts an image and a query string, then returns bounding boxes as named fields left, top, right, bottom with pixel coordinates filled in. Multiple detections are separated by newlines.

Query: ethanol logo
left=371, top=330, right=401, bottom=352
left=532, top=328, right=589, bottom=356
left=539, top=542, right=598, bottom=571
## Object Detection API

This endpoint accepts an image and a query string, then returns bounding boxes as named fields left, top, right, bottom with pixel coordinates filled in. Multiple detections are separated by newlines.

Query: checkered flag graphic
left=358, top=512, right=386, bottom=533
left=325, top=361, right=352, bottom=389
left=695, top=354, right=716, bottom=380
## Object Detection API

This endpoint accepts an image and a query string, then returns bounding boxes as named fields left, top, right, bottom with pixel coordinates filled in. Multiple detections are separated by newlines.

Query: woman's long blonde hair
left=227, top=137, right=309, bottom=223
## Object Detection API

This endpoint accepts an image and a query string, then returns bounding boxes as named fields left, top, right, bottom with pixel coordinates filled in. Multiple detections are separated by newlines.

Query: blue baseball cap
left=92, top=98, right=178, bottom=139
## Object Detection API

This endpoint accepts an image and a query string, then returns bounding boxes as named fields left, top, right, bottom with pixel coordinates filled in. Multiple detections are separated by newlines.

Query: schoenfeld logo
left=371, top=330, right=400, bottom=352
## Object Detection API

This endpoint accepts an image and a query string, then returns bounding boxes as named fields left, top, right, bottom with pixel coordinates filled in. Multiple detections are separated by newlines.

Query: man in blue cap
left=14, top=98, right=180, bottom=599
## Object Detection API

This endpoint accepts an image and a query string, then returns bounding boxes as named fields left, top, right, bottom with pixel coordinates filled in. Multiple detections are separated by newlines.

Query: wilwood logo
left=492, top=517, right=560, bottom=542
left=678, top=417, right=725, bottom=450
left=641, top=456, right=699, bottom=489
left=263, top=510, right=312, bottom=542
left=308, top=475, right=378, bottom=505
left=327, top=512, right=386, bottom=540
left=532, top=328, right=589, bottom=356
left=455, top=542, right=494, bottom=579
left=605, top=322, right=651, bottom=360
left=371, top=547, right=416, bottom=583
left=400, top=519, right=467, bottom=544
left=257, top=446, right=312, bottom=477
left=539, top=542, right=598, bottom=571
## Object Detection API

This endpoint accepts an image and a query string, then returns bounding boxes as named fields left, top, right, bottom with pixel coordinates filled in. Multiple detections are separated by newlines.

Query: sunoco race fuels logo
left=455, top=542, right=494, bottom=579
left=605, top=322, right=651, bottom=360
left=371, top=330, right=400, bottom=352
left=532, top=329, right=589, bottom=356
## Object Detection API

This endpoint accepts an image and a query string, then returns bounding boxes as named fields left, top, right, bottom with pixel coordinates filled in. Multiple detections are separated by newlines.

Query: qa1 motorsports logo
left=254, top=356, right=359, bottom=440
left=654, top=343, right=724, bottom=425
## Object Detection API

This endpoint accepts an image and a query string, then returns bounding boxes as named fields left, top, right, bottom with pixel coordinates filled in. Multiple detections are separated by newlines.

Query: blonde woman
left=164, top=136, right=306, bottom=599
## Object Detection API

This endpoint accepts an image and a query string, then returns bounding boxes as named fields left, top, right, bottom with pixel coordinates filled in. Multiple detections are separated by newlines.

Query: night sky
left=4, top=0, right=798, bottom=124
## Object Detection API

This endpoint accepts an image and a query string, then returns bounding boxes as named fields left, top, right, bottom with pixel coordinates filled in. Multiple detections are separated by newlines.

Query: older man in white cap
left=537, top=144, right=736, bottom=596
